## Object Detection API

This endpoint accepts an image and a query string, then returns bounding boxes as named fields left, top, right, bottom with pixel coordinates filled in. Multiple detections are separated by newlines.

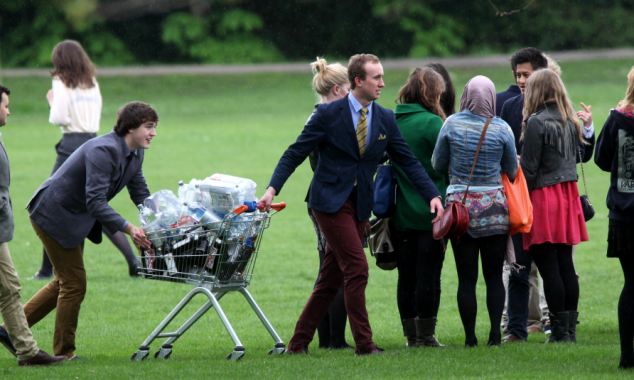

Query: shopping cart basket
left=131, top=203, right=286, bottom=361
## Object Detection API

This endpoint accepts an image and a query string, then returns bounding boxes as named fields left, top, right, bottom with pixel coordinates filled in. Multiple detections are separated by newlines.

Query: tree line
left=1, top=0, right=632, bottom=67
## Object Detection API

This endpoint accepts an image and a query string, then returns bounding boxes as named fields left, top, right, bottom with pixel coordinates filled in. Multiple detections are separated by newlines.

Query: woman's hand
left=430, top=196, right=444, bottom=223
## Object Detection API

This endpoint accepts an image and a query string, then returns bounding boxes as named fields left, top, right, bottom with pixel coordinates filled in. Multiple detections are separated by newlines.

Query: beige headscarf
left=459, top=75, right=496, bottom=118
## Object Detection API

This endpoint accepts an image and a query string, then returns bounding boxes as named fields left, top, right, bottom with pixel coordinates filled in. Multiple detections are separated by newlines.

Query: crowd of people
left=258, top=47, right=634, bottom=369
left=0, top=41, right=632, bottom=371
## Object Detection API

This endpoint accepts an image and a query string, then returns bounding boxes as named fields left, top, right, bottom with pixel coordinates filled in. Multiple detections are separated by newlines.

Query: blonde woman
left=307, top=57, right=351, bottom=349
left=595, top=66, right=634, bottom=368
left=520, top=68, right=590, bottom=343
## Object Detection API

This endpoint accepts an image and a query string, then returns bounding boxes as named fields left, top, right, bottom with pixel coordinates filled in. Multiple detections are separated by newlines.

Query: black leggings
left=452, top=233, right=506, bottom=345
left=619, top=255, right=634, bottom=362
left=394, top=230, right=445, bottom=319
left=530, top=243, right=578, bottom=314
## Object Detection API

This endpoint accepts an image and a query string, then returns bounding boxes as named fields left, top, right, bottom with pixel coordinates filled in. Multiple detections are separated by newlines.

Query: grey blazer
left=0, top=140, right=14, bottom=243
left=28, top=132, right=150, bottom=249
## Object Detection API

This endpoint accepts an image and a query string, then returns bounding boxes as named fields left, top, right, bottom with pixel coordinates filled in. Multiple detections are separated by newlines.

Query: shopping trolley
left=131, top=203, right=286, bottom=361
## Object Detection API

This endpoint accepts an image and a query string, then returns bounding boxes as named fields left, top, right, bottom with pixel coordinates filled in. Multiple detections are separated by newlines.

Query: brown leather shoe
left=502, top=333, right=525, bottom=343
left=18, top=350, right=65, bottom=366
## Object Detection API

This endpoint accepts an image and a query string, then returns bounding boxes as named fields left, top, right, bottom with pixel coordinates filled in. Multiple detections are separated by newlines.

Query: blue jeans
left=506, top=234, right=532, bottom=340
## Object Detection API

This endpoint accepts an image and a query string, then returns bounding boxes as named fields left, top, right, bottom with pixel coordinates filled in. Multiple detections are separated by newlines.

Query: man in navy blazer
left=22, top=101, right=155, bottom=359
left=259, top=54, right=443, bottom=355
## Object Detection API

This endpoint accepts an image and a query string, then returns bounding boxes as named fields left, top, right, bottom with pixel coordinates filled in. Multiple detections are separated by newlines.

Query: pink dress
left=523, top=181, right=588, bottom=251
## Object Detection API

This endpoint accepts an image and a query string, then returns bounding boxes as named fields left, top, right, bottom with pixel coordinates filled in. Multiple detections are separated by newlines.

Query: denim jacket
left=432, top=110, right=518, bottom=194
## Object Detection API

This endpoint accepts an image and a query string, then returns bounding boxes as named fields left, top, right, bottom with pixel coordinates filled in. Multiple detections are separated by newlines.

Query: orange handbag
left=501, top=166, right=533, bottom=235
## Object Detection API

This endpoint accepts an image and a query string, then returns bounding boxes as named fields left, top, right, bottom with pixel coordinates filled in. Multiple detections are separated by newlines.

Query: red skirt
left=523, top=181, right=588, bottom=251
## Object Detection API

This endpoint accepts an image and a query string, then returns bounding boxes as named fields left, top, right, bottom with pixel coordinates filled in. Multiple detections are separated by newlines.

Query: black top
left=595, top=109, right=634, bottom=222
left=496, top=85, right=521, bottom=117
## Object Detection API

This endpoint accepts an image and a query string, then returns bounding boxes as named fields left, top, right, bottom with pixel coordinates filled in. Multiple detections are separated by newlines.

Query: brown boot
left=18, top=349, right=66, bottom=366
left=401, top=318, right=417, bottom=347
left=416, top=317, right=445, bottom=347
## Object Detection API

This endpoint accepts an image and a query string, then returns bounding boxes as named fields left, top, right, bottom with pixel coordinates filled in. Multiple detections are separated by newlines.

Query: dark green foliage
left=2, top=0, right=634, bottom=67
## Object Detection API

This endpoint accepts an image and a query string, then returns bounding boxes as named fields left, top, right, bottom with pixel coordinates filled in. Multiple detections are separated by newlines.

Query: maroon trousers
left=288, top=200, right=376, bottom=354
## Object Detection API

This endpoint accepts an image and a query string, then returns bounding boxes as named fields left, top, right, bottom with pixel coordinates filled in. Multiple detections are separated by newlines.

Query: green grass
left=0, top=58, right=632, bottom=379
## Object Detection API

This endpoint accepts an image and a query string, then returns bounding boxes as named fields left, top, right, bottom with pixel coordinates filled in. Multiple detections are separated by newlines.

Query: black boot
left=402, top=318, right=417, bottom=347
left=415, top=317, right=445, bottom=347
left=547, top=312, right=571, bottom=343
left=620, top=354, right=634, bottom=369
left=567, top=311, right=578, bottom=343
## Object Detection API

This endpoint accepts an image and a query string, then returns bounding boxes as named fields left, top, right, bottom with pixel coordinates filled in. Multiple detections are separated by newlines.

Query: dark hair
left=347, top=53, right=380, bottom=89
left=425, top=63, right=456, bottom=116
left=114, top=101, right=158, bottom=136
left=397, top=67, right=446, bottom=120
left=51, top=40, right=96, bottom=89
left=510, top=47, right=547, bottom=73
left=0, top=85, right=10, bottom=99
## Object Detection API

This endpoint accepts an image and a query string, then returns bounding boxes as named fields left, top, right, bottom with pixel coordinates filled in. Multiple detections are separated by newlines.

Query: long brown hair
left=397, top=67, right=446, bottom=120
left=51, top=40, right=96, bottom=89
left=522, top=68, right=583, bottom=141
left=618, top=66, right=634, bottom=109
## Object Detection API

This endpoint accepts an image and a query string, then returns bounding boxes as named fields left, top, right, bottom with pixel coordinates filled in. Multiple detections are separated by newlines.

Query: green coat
left=393, top=103, right=447, bottom=231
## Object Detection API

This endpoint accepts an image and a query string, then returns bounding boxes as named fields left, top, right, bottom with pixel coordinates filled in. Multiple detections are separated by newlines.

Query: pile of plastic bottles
left=138, top=173, right=258, bottom=234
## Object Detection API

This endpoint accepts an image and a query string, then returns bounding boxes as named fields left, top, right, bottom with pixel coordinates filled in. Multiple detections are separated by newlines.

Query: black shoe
left=30, top=270, right=52, bottom=280
left=18, top=350, right=65, bottom=366
left=0, top=326, right=16, bottom=357
left=355, top=346, right=384, bottom=356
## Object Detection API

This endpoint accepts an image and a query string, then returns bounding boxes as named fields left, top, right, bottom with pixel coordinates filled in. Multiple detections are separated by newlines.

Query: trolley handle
left=230, top=202, right=285, bottom=217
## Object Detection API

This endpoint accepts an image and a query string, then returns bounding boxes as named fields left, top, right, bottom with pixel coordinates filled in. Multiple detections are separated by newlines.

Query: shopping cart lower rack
left=131, top=204, right=286, bottom=361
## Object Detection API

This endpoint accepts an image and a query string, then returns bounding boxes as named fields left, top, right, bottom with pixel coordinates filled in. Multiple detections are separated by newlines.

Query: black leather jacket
left=520, top=103, right=594, bottom=191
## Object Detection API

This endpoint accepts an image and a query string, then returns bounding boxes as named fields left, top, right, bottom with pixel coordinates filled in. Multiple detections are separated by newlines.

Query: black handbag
left=578, top=149, right=595, bottom=222
left=373, top=162, right=396, bottom=218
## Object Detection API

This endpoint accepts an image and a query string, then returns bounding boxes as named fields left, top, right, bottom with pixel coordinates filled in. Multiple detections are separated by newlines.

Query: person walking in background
left=307, top=57, right=351, bottom=350
left=594, top=66, right=634, bottom=369
left=432, top=75, right=518, bottom=347
left=0, top=85, right=66, bottom=366
left=392, top=67, right=449, bottom=347
left=520, top=68, right=590, bottom=343
left=22, top=101, right=156, bottom=359
left=258, top=53, right=444, bottom=355
left=32, top=39, right=140, bottom=280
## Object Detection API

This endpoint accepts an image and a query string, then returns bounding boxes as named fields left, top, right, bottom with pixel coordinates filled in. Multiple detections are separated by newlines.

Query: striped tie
left=356, top=107, right=368, bottom=156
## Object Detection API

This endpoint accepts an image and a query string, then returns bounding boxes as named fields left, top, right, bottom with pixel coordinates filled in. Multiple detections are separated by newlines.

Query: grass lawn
left=0, top=58, right=632, bottom=379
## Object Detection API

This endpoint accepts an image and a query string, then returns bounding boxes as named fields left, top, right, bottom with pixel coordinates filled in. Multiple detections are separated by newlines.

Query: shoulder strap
left=462, top=117, right=492, bottom=204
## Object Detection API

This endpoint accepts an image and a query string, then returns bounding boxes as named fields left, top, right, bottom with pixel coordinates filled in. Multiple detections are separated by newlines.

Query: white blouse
left=48, top=77, right=102, bottom=134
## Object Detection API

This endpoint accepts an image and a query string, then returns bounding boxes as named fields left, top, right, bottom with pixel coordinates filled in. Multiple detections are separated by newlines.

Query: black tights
left=394, top=230, right=445, bottom=319
left=619, top=255, right=634, bottom=364
left=530, top=243, right=578, bottom=314
left=38, top=229, right=137, bottom=276
left=452, top=233, right=506, bottom=346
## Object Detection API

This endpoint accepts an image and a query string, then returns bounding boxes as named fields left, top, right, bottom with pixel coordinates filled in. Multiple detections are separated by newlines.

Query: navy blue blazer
left=495, top=85, right=520, bottom=116
left=269, top=95, right=440, bottom=221
left=28, top=132, right=150, bottom=249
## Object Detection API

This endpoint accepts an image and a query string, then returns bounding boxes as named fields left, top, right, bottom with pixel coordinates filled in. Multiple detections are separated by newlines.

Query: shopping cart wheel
left=155, top=345, right=173, bottom=359
left=226, top=346, right=245, bottom=361
left=131, top=348, right=150, bottom=361
left=268, top=343, right=286, bottom=355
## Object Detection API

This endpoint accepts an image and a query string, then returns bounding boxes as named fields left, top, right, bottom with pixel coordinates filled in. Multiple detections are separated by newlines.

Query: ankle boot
left=415, top=317, right=445, bottom=347
left=401, top=318, right=417, bottom=347
left=619, top=353, right=634, bottom=369
left=547, top=312, right=571, bottom=343
left=567, top=311, right=578, bottom=343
